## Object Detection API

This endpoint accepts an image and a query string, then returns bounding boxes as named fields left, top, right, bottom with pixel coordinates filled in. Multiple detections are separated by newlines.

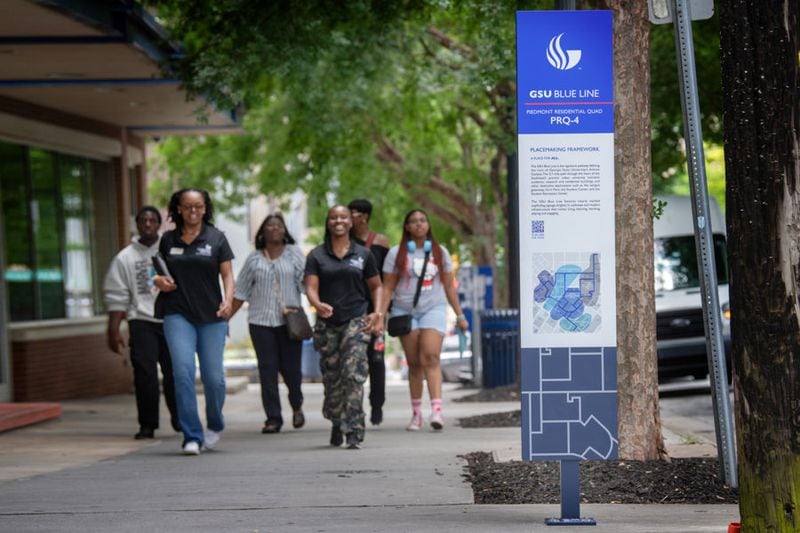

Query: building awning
left=0, top=0, right=241, bottom=137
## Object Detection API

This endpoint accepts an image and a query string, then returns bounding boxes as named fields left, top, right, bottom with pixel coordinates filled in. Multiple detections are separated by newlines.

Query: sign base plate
left=545, top=517, right=597, bottom=526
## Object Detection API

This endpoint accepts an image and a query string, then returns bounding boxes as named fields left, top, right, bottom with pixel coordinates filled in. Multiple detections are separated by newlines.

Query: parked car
left=654, top=195, right=732, bottom=381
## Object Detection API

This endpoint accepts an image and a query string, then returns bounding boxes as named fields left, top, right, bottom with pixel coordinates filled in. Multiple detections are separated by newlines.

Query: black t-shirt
left=353, top=233, right=389, bottom=312
left=305, top=240, right=379, bottom=326
left=155, top=224, right=234, bottom=324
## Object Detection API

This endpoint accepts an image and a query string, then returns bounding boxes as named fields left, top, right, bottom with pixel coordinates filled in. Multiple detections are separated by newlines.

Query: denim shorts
left=390, top=303, right=447, bottom=335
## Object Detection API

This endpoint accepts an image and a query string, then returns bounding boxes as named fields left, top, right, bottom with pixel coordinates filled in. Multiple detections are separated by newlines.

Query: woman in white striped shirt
left=231, top=214, right=307, bottom=434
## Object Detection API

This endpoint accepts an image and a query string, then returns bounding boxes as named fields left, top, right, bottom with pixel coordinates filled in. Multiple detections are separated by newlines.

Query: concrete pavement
left=0, top=381, right=738, bottom=532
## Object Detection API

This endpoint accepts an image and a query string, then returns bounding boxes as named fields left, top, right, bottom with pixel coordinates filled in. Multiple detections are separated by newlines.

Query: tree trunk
left=598, top=0, right=666, bottom=460
left=719, top=1, right=800, bottom=530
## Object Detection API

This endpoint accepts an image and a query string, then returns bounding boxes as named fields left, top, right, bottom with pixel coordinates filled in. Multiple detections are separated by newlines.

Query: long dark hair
left=167, top=188, right=214, bottom=232
left=255, top=213, right=296, bottom=249
left=393, top=208, right=444, bottom=281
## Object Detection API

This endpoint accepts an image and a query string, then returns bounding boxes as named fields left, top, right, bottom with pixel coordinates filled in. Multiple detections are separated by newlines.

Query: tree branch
left=485, top=81, right=516, bottom=137
left=426, top=26, right=473, bottom=57
left=373, top=134, right=405, bottom=167
left=418, top=36, right=463, bottom=71
left=414, top=192, right=473, bottom=235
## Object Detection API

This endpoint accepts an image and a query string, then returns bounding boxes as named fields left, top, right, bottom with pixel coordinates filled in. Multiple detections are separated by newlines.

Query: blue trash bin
left=301, top=339, right=322, bottom=382
left=479, top=309, right=519, bottom=388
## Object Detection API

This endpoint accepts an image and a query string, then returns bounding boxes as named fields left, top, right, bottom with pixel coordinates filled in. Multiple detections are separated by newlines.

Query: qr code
left=531, top=220, right=545, bottom=234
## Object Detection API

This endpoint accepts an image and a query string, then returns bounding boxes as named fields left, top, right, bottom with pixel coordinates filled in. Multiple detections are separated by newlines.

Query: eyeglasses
left=180, top=204, right=205, bottom=211
left=265, top=223, right=284, bottom=230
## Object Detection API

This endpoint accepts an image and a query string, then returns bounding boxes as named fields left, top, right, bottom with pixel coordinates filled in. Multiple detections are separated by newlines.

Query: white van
left=654, top=195, right=731, bottom=380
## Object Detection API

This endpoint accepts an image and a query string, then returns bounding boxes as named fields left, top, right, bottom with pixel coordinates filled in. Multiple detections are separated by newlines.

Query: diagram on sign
left=521, top=346, right=618, bottom=460
left=532, top=252, right=601, bottom=334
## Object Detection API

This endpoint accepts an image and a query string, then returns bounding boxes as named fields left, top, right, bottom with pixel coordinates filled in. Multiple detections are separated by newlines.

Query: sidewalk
left=0, top=381, right=738, bottom=532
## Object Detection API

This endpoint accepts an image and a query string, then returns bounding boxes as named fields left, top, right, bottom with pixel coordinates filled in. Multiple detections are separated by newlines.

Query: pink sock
left=411, top=399, right=422, bottom=416
left=431, top=399, right=442, bottom=413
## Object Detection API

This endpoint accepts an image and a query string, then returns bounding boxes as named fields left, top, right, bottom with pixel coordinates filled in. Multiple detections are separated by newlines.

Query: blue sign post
left=457, top=265, right=493, bottom=330
left=516, top=10, right=616, bottom=526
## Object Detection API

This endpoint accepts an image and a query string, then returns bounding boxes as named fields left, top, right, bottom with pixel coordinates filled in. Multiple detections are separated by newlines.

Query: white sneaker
left=182, top=441, right=200, bottom=455
left=406, top=413, right=423, bottom=431
left=204, top=429, right=221, bottom=450
left=430, top=410, right=444, bottom=431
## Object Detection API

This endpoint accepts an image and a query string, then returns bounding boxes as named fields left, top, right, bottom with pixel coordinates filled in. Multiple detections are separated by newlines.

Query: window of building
left=0, top=141, right=108, bottom=321
left=0, top=142, right=34, bottom=321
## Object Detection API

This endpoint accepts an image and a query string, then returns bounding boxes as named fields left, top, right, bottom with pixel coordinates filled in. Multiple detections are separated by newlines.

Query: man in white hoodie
left=104, top=206, right=179, bottom=439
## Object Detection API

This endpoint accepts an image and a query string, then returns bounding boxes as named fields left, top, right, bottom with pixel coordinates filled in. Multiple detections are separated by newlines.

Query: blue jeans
left=163, top=314, right=227, bottom=445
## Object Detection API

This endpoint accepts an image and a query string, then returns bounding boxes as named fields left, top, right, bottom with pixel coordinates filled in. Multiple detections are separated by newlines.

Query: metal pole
left=669, top=0, right=737, bottom=488
left=545, top=460, right=596, bottom=525
left=471, top=268, right=483, bottom=387
left=560, top=460, right=580, bottom=518
left=507, top=153, right=520, bottom=312
left=0, top=185, right=10, bottom=401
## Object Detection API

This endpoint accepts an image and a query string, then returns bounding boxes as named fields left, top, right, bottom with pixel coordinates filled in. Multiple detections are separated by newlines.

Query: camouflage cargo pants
left=313, top=316, right=369, bottom=441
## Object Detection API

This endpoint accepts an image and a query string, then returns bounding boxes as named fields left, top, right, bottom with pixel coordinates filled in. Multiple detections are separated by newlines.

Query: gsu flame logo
left=546, top=33, right=582, bottom=70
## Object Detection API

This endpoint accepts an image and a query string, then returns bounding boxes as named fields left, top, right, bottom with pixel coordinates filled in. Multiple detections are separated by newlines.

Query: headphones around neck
left=407, top=240, right=432, bottom=253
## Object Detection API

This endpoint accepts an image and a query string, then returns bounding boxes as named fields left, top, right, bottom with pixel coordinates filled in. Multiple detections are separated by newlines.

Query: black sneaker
left=345, top=433, right=362, bottom=449
left=330, top=426, right=343, bottom=447
left=134, top=427, right=155, bottom=440
left=370, top=407, right=383, bottom=426
left=262, top=420, right=282, bottom=434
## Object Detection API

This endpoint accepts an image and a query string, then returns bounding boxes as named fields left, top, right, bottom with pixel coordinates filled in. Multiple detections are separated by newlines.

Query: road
left=659, top=376, right=735, bottom=450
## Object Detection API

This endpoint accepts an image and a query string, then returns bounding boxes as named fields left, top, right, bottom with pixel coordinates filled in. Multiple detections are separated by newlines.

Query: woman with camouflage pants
left=305, top=205, right=384, bottom=449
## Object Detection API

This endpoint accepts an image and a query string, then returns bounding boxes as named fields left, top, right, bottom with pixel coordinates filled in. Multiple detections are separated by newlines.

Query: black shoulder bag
left=273, top=262, right=313, bottom=341
left=386, top=250, right=430, bottom=337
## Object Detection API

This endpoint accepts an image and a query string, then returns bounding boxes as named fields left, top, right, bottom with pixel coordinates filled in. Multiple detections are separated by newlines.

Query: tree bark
left=597, top=0, right=666, bottom=460
left=719, top=1, right=800, bottom=530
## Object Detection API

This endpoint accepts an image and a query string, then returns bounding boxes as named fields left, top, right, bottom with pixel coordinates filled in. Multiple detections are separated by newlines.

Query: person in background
left=153, top=188, right=235, bottom=456
left=347, top=199, right=390, bottom=426
left=305, top=205, right=383, bottom=449
left=378, top=209, right=468, bottom=431
left=230, top=213, right=306, bottom=434
left=104, top=206, right=179, bottom=440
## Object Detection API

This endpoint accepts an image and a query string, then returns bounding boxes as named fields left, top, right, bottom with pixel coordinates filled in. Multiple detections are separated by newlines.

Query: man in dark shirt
left=348, top=199, right=390, bottom=426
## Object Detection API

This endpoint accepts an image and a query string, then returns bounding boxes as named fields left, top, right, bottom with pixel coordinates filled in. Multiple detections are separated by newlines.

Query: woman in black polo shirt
left=154, top=188, right=235, bottom=456
left=305, top=205, right=383, bottom=449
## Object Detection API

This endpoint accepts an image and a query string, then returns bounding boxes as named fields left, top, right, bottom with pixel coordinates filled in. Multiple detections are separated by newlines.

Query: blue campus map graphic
left=521, top=347, right=618, bottom=460
left=533, top=253, right=600, bottom=333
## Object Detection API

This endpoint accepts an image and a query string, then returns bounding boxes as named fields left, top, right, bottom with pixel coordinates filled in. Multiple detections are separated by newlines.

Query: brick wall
left=12, top=333, right=132, bottom=401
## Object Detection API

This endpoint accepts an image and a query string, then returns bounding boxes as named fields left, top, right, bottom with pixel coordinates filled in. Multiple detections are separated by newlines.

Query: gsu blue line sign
left=516, top=10, right=618, bottom=462
left=517, top=11, right=614, bottom=135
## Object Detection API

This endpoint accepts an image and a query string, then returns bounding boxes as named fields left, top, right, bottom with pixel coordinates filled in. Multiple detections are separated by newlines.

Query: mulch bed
left=453, top=383, right=520, bottom=403
left=459, top=409, right=520, bottom=428
left=455, top=385, right=738, bottom=504
left=461, top=451, right=738, bottom=504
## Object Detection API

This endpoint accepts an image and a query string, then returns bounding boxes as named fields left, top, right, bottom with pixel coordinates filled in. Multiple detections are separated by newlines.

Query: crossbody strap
left=364, top=231, right=376, bottom=249
left=270, top=258, right=288, bottom=314
left=411, top=251, right=430, bottom=311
